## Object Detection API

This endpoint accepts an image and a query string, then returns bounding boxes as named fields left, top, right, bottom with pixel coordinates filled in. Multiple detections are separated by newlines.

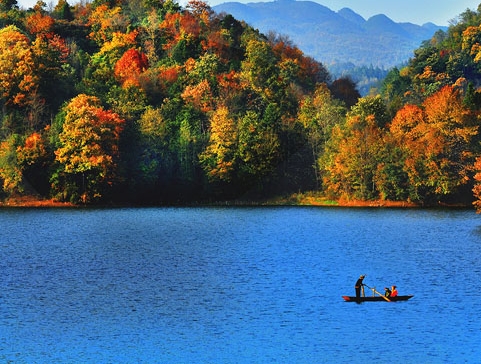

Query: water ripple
left=0, top=207, right=480, bottom=362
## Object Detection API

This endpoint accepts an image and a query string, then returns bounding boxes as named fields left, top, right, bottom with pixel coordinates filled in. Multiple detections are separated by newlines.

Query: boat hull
left=342, top=295, right=413, bottom=302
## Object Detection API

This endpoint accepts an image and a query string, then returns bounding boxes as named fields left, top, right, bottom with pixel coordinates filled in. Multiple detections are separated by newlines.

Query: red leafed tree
left=160, top=12, right=201, bottom=54
left=114, top=48, right=149, bottom=88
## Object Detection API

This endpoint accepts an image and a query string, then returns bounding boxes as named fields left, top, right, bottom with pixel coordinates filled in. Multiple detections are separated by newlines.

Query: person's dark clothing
left=355, top=277, right=364, bottom=298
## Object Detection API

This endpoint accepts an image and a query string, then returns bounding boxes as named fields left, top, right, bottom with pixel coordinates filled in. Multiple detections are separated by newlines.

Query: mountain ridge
left=213, top=0, right=447, bottom=68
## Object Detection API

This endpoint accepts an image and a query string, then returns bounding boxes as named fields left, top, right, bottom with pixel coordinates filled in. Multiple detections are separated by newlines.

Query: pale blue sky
left=306, top=0, right=479, bottom=25
left=17, top=0, right=480, bottom=26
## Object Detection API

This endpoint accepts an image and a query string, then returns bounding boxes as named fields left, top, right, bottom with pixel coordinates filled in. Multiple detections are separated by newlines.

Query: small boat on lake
left=342, top=295, right=414, bottom=302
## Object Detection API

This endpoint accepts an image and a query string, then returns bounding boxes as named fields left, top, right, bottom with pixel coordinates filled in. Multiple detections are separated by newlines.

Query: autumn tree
left=88, top=5, right=130, bottom=46
left=53, top=94, right=125, bottom=203
left=348, top=94, right=390, bottom=129
left=82, top=30, right=139, bottom=98
left=24, top=11, right=55, bottom=36
left=199, top=106, right=238, bottom=183
left=384, top=104, right=425, bottom=200
left=0, top=25, right=38, bottom=113
left=140, top=8, right=162, bottom=64
left=31, top=32, right=71, bottom=113
left=389, top=85, right=478, bottom=203
left=159, top=11, right=202, bottom=63
left=320, top=95, right=389, bottom=201
left=269, top=33, right=329, bottom=92
left=0, top=0, right=21, bottom=28
left=16, top=128, right=51, bottom=195
left=114, top=48, right=149, bottom=88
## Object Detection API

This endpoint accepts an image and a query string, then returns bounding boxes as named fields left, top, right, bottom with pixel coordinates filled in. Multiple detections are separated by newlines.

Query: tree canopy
left=2, top=0, right=481, bottom=209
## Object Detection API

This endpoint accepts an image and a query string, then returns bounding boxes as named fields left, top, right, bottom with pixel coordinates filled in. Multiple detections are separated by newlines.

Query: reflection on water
left=0, top=207, right=480, bottom=362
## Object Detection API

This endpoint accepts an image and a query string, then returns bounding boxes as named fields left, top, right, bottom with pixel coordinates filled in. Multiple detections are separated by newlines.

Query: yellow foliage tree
left=54, top=94, right=125, bottom=202
left=199, top=106, right=238, bottom=182
left=0, top=25, right=38, bottom=108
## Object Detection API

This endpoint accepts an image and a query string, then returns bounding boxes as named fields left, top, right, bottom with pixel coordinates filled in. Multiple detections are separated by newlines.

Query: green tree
left=53, top=0, right=73, bottom=21
left=348, top=94, right=389, bottom=128
left=240, top=36, right=277, bottom=95
left=237, top=110, right=280, bottom=188
left=321, top=114, right=384, bottom=201
left=0, top=0, right=21, bottom=28
left=0, top=134, right=23, bottom=194
left=297, top=83, right=345, bottom=188
left=175, top=105, right=207, bottom=198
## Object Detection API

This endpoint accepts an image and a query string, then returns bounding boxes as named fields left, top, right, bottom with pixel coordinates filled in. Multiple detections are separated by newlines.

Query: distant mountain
left=213, top=0, right=447, bottom=69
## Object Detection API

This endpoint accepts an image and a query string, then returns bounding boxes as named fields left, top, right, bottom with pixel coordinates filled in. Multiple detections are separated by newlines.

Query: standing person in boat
left=355, top=275, right=366, bottom=298
left=384, top=287, right=392, bottom=297
left=390, top=285, right=398, bottom=297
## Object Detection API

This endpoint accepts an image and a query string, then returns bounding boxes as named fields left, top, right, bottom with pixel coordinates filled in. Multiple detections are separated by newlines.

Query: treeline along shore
left=2, top=0, right=481, bottom=210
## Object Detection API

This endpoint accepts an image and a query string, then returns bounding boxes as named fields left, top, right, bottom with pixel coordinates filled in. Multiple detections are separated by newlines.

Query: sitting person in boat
left=384, top=287, right=391, bottom=297
left=390, top=285, right=398, bottom=297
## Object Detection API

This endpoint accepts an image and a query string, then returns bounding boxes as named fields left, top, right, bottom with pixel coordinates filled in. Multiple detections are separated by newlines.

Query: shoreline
left=0, top=196, right=76, bottom=208
left=0, top=194, right=471, bottom=209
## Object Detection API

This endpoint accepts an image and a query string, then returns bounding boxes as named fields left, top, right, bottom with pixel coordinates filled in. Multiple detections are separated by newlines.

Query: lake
left=0, top=207, right=480, bottom=362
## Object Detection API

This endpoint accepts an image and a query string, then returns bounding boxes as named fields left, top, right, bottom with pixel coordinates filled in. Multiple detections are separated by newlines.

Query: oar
left=373, top=288, right=391, bottom=302
left=365, top=284, right=391, bottom=302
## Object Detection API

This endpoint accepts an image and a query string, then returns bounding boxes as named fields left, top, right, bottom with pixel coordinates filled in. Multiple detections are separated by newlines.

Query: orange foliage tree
left=24, top=12, right=55, bottom=36
left=389, top=85, right=478, bottom=202
left=160, top=11, right=201, bottom=60
left=181, top=79, right=214, bottom=112
left=17, top=130, right=48, bottom=167
left=114, top=48, right=149, bottom=88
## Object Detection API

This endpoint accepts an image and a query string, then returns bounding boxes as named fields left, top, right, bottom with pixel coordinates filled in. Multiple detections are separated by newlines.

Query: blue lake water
left=1, top=207, right=480, bottom=362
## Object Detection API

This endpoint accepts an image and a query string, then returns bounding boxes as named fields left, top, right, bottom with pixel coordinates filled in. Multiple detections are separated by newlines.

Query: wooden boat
left=342, top=295, right=414, bottom=302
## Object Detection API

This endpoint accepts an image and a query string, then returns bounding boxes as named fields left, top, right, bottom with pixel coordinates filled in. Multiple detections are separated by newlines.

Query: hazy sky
left=16, top=0, right=480, bottom=26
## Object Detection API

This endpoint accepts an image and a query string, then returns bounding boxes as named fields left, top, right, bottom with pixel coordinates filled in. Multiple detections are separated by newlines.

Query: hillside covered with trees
left=212, top=0, right=447, bottom=96
left=2, top=0, right=481, bottom=210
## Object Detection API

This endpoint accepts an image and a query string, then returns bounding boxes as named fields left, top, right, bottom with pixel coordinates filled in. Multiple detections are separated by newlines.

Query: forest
left=2, top=0, right=481, bottom=209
